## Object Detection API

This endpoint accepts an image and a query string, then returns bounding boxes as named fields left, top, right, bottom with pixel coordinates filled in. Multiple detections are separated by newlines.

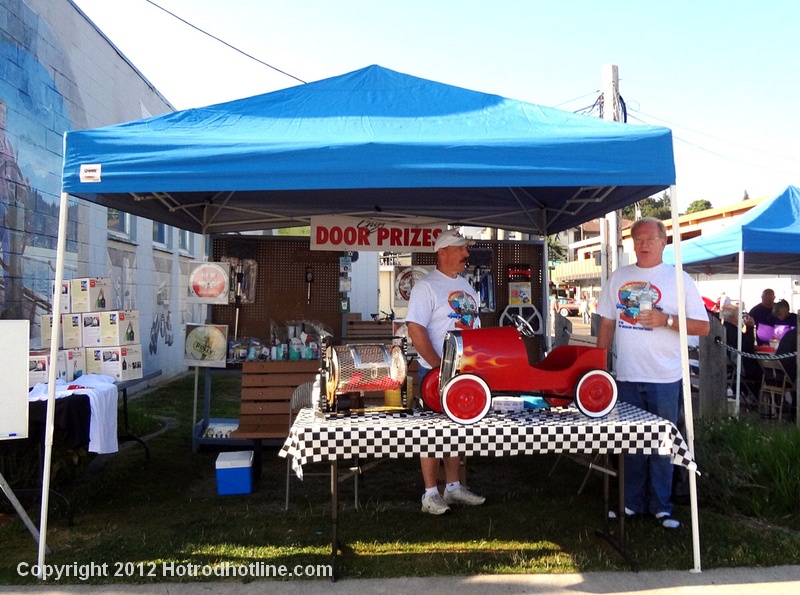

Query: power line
left=628, top=113, right=798, bottom=177
left=631, top=108, right=800, bottom=166
left=143, top=0, right=306, bottom=84
left=553, top=90, right=600, bottom=108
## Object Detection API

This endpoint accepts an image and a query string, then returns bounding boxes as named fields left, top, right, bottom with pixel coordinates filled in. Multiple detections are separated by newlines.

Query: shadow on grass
left=2, top=372, right=799, bottom=584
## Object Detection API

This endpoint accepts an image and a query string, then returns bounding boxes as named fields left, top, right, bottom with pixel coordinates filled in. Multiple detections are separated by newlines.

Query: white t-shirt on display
left=405, top=269, right=480, bottom=369
left=597, top=263, right=707, bottom=383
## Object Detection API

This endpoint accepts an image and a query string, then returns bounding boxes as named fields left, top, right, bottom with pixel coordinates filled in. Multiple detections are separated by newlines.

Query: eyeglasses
left=632, top=236, right=664, bottom=245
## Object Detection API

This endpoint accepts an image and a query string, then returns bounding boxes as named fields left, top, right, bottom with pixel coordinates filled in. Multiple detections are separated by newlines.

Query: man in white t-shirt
left=406, top=228, right=485, bottom=515
left=597, top=217, right=709, bottom=529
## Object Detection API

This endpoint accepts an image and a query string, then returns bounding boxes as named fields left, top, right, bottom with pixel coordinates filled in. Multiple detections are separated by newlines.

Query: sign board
left=394, top=265, right=434, bottom=305
left=187, top=262, right=230, bottom=304
left=311, top=215, right=447, bottom=252
left=0, top=320, right=29, bottom=440
left=184, top=324, right=228, bottom=368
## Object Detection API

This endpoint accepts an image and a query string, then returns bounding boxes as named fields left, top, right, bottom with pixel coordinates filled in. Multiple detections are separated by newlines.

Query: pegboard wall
left=211, top=237, right=545, bottom=349
left=414, top=240, right=546, bottom=354
left=212, top=237, right=344, bottom=342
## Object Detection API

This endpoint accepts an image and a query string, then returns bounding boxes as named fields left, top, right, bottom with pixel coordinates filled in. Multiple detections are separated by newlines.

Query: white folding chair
left=285, top=381, right=319, bottom=509
left=757, top=358, right=794, bottom=421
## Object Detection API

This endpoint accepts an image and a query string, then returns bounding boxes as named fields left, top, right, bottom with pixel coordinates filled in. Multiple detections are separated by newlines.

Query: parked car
left=556, top=298, right=581, bottom=317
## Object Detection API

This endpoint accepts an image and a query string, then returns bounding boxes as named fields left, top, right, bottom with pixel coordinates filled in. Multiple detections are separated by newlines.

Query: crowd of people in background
left=718, top=287, right=797, bottom=419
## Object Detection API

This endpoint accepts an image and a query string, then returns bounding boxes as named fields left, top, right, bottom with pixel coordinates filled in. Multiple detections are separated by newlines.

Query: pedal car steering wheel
left=513, top=314, right=536, bottom=338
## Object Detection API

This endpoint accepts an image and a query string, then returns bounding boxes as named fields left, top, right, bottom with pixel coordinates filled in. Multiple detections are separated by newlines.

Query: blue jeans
left=617, top=380, right=681, bottom=516
left=418, top=365, right=432, bottom=387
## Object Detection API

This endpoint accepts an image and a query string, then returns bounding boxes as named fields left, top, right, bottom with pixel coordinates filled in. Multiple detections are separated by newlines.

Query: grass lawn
left=1, top=372, right=799, bottom=584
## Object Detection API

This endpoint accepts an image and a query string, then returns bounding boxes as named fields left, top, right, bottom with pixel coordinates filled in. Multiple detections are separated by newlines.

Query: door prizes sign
left=187, top=262, right=230, bottom=304
left=184, top=324, right=228, bottom=368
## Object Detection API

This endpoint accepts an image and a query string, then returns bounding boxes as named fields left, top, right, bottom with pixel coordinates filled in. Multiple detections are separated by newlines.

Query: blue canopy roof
left=62, top=65, right=675, bottom=235
left=664, top=185, right=800, bottom=274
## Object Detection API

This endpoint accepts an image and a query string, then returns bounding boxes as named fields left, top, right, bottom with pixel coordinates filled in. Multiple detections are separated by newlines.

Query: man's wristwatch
left=666, top=314, right=674, bottom=329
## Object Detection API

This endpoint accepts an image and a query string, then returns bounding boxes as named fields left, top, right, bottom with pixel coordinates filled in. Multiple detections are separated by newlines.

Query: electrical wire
left=143, top=0, right=306, bottom=84
left=628, top=113, right=798, bottom=177
left=632, top=109, right=799, bottom=165
left=553, top=90, right=600, bottom=108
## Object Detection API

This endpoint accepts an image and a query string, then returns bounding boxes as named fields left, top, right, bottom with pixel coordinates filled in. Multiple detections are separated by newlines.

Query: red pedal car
left=422, top=316, right=617, bottom=424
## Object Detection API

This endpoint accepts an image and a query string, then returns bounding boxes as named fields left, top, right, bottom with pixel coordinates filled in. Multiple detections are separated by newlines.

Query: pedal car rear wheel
left=575, top=370, right=617, bottom=418
left=441, top=374, right=491, bottom=424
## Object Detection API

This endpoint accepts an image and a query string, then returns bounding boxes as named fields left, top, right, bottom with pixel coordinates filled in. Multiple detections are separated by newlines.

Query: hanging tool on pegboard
left=305, top=266, right=314, bottom=304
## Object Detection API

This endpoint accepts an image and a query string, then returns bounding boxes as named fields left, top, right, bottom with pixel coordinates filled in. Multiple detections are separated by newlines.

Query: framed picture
left=183, top=324, right=228, bottom=368
left=394, top=266, right=433, bottom=305
left=187, top=262, right=230, bottom=304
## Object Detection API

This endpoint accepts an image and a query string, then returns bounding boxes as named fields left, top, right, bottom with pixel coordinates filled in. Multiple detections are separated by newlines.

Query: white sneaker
left=421, top=492, right=450, bottom=515
left=443, top=485, right=485, bottom=507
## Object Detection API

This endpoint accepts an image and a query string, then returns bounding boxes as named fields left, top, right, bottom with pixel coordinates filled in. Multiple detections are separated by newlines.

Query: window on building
left=107, top=208, right=130, bottom=237
left=153, top=221, right=168, bottom=247
left=178, top=228, right=192, bottom=254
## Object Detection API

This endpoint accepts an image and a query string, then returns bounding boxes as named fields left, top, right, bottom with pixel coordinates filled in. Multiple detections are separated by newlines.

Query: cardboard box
left=215, top=451, right=253, bottom=495
left=51, top=280, right=71, bottom=314
left=62, top=347, right=86, bottom=381
left=81, top=313, right=102, bottom=347
left=28, top=350, right=67, bottom=387
left=40, top=314, right=61, bottom=350
left=85, top=344, right=143, bottom=381
left=70, top=277, right=112, bottom=313
left=81, top=310, right=140, bottom=347
left=42, top=314, right=83, bottom=350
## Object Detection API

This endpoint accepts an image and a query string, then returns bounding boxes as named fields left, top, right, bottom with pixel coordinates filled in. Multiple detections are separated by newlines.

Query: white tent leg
left=36, top=190, right=71, bottom=578
left=0, top=472, right=50, bottom=553
left=670, top=185, right=702, bottom=573
left=735, top=252, right=745, bottom=414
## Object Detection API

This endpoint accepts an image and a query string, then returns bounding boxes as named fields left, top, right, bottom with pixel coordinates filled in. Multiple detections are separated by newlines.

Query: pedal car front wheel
left=421, top=367, right=443, bottom=413
left=575, top=370, right=617, bottom=418
left=441, top=374, right=492, bottom=424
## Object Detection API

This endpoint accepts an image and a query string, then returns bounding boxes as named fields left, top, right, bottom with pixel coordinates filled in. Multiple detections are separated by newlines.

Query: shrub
left=693, top=415, right=800, bottom=528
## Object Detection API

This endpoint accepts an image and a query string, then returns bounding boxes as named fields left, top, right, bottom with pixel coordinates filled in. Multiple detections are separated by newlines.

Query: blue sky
left=72, top=0, right=799, bottom=212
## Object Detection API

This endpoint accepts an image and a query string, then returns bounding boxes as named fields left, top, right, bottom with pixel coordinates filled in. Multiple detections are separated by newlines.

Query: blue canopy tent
left=60, top=64, right=675, bottom=236
left=41, top=65, right=695, bottom=570
left=664, top=185, right=800, bottom=424
left=664, top=185, right=800, bottom=274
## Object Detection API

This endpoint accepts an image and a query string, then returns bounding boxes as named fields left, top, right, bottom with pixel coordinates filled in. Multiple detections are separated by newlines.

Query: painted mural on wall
left=2, top=1, right=202, bottom=381
left=0, top=23, right=79, bottom=335
left=151, top=253, right=175, bottom=354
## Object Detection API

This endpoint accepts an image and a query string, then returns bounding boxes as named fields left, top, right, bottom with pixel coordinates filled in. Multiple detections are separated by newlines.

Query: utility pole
left=602, top=64, right=623, bottom=279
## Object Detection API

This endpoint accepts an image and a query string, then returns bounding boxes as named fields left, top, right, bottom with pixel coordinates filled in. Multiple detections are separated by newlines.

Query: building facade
left=1, top=0, right=203, bottom=379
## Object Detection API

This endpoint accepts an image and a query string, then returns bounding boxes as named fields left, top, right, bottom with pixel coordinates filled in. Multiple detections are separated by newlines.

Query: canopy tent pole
left=735, top=251, right=745, bottom=415
left=670, top=186, right=702, bottom=573
left=36, top=190, right=71, bottom=578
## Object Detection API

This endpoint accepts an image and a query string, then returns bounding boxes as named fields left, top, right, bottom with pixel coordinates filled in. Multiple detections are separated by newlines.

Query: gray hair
left=720, top=304, right=739, bottom=323
left=631, top=216, right=667, bottom=238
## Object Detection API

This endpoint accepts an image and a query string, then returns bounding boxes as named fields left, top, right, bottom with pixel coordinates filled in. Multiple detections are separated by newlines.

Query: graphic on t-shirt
left=616, top=281, right=662, bottom=326
left=447, top=290, right=478, bottom=329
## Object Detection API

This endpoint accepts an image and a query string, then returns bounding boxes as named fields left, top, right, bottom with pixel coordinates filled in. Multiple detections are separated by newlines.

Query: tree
left=547, top=235, right=567, bottom=263
left=620, top=190, right=672, bottom=220
left=686, top=199, right=713, bottom=214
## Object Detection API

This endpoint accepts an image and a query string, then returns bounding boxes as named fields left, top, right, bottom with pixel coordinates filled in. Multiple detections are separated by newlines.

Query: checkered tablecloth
left=279, top=402, right=696, bottom=479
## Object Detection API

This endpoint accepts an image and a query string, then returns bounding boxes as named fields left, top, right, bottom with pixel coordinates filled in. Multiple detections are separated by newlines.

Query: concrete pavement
left=1, top=566, right=799, bottom=595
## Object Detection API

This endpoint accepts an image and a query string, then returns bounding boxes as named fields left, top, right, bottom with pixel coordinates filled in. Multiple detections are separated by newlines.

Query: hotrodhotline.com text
left=17, top=561, right=333, bottom=581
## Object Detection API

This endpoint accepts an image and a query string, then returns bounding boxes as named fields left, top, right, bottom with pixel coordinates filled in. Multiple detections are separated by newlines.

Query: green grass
left=1, top=373, right=799, bottom=584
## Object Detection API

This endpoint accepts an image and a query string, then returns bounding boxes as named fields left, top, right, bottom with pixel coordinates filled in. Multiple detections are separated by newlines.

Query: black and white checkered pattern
left=279, top=402, right=696, bottom=479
